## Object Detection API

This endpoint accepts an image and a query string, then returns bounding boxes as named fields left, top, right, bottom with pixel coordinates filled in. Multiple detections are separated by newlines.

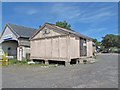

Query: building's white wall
left=0, top=26, right=18, bottom=57
left=0, top=44, right=3, bottom=59
left=0, top=26, right=18, bottom=43
left=17, top=47, right=22, bottom=61
left=17, top=46, right=30, bottom=61
left=22, top=47, right=30, bottom=58
left=1, top=25, right=31, bottom=60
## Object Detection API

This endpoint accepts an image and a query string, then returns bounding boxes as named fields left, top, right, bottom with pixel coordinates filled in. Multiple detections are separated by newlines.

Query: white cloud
left=51, top=3, right=116, bottom=24
left=14, top=6, right=39, bottom=15
left=83, top=28, right=107, bottom=35
left=77, top=5, right=116, bottom=23
left=26, top=9, right=38, bottom=15
left=14, top=3, right=116, bottom=24
left=79, top=12, right=115, bottom=23
left=51, top=3, right=82, bottom=19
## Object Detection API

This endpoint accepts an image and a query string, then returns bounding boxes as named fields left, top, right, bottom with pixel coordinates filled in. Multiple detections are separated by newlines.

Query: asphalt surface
left=2, top=53, right=118, bottom=88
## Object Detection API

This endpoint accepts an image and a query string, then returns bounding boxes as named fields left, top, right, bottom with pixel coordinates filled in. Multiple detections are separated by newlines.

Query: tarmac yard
left=2, top=53, right=118, bottom=88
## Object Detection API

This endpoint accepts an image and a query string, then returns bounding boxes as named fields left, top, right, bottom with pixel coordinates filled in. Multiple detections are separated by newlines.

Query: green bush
left=20, top=60, right=27, bottom=64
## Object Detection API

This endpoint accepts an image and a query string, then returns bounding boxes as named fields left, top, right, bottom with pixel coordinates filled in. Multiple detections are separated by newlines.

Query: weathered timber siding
left=87, top=40, right=93, bottom=57
left=18, top=38, right=30, bottom=46
left=30, top=24, right=93, bottom=62
left=69, top=36, right=80, bottom=59
left=31, top=36, right=69, bottom=62
left=33, top=27, right=63, bottom=39
left=31, top=35, right=80, bottom=62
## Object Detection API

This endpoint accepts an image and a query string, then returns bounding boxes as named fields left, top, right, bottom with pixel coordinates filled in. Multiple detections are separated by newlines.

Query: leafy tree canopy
left=101, top=34, right=120, bottom=48
left=56, top=20, right=72, bottom=30
left=93, top=38, right=101, bottom=46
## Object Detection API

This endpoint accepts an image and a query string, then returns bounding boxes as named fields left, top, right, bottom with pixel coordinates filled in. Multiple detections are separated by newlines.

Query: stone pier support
left=45, top=60, right=49, bottom=65
left=65, top=62, right=70, bottom=66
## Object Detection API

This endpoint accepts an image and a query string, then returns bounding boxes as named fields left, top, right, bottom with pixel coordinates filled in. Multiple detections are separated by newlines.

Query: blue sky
left=2, top=2, right=118, bottom=41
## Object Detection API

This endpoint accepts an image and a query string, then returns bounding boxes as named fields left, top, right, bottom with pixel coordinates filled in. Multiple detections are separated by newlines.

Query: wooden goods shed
left=30, top=23, right=93, bottom=65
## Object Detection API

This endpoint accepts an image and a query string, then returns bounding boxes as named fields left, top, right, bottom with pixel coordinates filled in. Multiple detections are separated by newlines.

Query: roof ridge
left=55, top=25, right=75, bottom=32
left=46, top=23, right=93, bottom=40
left=8, top=23, right=37, bottom=30
left=7, top=23, right=37, bottom=38
left=7, top=23, right=21, bottom=38
left=46, top=23, right=75, bottom=32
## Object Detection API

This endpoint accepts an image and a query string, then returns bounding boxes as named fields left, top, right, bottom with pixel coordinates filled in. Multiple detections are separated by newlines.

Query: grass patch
left=9, top=59, right=27, bottom=65
left=8, top=59, right=49, bottom=67
left=8, top=59, right=57, bottom=68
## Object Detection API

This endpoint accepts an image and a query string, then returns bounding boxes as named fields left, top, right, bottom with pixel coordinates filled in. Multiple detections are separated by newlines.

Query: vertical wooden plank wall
left=69, top=36, right=80, bottom=59
left=87, top=40, right=93, bottom=57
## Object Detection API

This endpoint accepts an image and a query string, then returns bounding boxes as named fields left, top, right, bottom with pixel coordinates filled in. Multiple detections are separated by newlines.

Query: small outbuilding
left=30, top=23, right=93, bottom=65
left=0, top=23, right=37, bottom=61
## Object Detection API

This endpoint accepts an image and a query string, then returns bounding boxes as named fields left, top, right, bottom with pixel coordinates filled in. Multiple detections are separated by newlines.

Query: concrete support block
left=45, top=60, right=49, bottom=65
left=65, top=62, right=70, bottom=66
left=77, top=60, right=80, bottom=64
left=76, top=59, right=80, bottom=64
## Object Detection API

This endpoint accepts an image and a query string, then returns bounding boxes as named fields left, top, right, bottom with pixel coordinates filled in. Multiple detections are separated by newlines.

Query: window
left=43, top=29, right=50, bottom=34
left=8, top=47, right=11, bottom=50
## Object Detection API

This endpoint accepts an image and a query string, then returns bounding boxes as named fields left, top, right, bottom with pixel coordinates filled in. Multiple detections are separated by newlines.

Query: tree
left=116, top=35, right=120, bottom=48
left=93, top=38, right=101, bottom=46
left=93, top=39, right=97, bottom=43
left=55, top=20, right=72, bottom=30
left=39, top=25, right=41, bottom=29
left=101, top=34, right=120, bottom=49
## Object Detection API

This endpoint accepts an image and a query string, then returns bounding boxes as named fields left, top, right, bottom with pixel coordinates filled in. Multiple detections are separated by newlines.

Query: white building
left=0, top=23, right=37, bottom=61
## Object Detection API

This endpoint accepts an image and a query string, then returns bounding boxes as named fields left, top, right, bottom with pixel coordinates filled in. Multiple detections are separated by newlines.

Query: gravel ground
left=0, top=67, right=2, bottom=89
left=2, top=53, right=118, bottom=88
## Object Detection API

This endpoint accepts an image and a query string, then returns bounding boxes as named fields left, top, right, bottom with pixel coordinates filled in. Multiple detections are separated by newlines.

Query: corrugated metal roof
left=47, top=23, right=93, bottom=40
left=7, top=23, right=93, bottom=40
left=8, top=23, right=37, bottom=38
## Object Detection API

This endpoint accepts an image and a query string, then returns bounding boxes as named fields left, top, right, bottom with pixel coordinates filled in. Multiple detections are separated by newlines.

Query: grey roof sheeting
left=50, top=24, right=93, bottom=40
left=6, top=23, right=92, bottom=40
left=8, top=23, right=37, bottom=38
left=30, top=23, right=93, bottom=40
